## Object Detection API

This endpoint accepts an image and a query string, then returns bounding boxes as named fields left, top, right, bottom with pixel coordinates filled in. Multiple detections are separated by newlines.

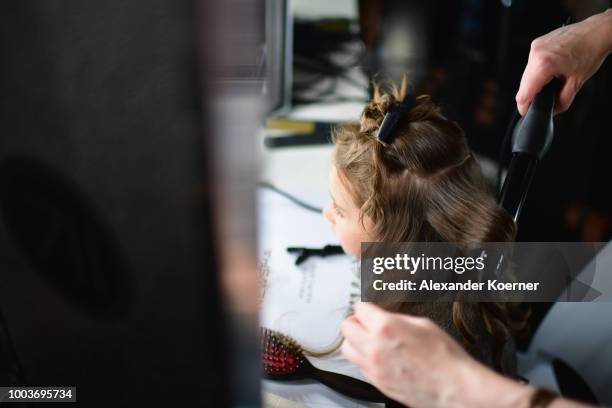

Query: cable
left=258, top=181, right=323, bottom=214
left=291, top=18, right=369, bottom=105
left=293, top=95, right=369, bottom=104
left=293, top=58, right=369, bottom=96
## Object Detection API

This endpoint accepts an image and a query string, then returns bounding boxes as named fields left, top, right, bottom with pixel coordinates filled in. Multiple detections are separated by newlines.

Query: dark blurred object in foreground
left=0, top=1, right=234, bottom=406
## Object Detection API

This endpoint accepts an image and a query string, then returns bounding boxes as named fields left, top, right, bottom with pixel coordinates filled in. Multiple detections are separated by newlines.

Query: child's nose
left=322, top=202, right=335, bottom=225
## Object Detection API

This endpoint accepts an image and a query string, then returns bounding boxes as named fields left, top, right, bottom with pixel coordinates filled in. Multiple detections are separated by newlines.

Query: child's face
left=323, top=165, right=373, bottom=257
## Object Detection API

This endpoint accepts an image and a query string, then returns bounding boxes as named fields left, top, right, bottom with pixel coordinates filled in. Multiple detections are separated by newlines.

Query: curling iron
left=499, top=79, right=560, bottom=220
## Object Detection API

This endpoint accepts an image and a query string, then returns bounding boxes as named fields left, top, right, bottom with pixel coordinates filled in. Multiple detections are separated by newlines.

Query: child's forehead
left=329, top=165, right=359, bottom=209
left=328, top=165, right=345, bottom=197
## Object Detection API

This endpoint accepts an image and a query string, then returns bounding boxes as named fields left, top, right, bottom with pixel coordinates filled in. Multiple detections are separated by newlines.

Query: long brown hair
left=333, top=78, right=525, bottom=371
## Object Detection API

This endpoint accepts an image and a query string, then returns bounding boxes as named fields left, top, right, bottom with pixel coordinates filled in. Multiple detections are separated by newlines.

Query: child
left=322, top=79, right=522, bottom=375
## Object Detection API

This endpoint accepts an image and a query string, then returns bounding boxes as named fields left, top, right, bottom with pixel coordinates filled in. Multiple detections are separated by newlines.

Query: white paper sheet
left=258, top=187, right=360, bottom=360
left=258, top=188, right=380, bottom=407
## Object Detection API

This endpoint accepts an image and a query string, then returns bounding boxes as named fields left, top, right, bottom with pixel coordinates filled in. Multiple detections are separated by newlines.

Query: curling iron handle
left=499, top=78, right=560, bottom=221
left=511, top=79, right=560, bottom=160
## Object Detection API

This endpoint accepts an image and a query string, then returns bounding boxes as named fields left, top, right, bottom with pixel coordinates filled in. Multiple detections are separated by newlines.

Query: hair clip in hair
left=376, top=95, right=416, bottom=144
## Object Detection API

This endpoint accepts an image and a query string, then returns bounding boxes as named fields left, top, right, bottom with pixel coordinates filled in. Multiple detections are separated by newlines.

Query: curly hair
left=332, top=78, right=527, bottom=373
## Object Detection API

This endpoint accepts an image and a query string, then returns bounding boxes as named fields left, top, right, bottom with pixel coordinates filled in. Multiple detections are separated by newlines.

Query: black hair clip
left=287, top=244, right=344, bottom=265
left=376, top=95, right=416, bottom=144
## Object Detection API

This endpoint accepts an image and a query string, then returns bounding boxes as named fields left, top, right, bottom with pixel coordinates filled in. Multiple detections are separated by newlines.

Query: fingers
left=341, top=305, right=393, bottom=368
left=516, top=56, right=555, bottom=116
left=555, top=77, right=578, bottom=113
left=342, top=313, right=393, bottom=390
left=341, top=316, right=371, bottom=369
left=341, top=335, right=366, bottom=367
left=352, top=302, right=392, bottom=333
left=341, top=315, right=369, bottom=354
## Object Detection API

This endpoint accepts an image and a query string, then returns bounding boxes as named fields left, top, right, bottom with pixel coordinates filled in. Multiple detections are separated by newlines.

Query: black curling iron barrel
left=499, top=79, right=560, bottom=221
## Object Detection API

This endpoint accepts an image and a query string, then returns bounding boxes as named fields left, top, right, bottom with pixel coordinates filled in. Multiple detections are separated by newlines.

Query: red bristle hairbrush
left=261, top=327, right=386, bottom=403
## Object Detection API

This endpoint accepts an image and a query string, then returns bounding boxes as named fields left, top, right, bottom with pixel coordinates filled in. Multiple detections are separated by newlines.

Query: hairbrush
left=261, top=327, right=386, bottom=402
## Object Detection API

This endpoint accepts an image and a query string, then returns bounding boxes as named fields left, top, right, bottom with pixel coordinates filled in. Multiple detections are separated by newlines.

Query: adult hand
left=516, top=9, right=612, bottom=115
left=341, top=302, right=531, bottom=408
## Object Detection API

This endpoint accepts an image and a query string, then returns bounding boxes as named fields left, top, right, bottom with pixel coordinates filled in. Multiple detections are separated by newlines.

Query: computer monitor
left=0, top=1, right=232, bottom=406
left=265, top=0, right=293, bottom=116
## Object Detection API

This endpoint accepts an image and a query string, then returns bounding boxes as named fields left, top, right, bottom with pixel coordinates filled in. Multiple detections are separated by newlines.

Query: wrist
left=458, top=360, right=533, bottom=408
left=587, top=9, right=612, bottom=56
left=603, top=9, right=612, bottom=54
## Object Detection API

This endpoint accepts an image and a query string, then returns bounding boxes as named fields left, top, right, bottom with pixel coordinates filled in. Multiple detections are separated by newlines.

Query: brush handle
left=313, top=367, right=386, bottom=402
left=264, top=364, right=403, bottom=405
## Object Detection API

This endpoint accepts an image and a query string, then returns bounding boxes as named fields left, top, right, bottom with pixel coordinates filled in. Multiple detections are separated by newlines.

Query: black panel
left=0, top=1, right=228, bottom=406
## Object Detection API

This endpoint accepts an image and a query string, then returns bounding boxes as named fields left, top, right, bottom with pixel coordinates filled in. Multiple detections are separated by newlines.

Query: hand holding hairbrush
left=261, top=327, right=386, bottom=403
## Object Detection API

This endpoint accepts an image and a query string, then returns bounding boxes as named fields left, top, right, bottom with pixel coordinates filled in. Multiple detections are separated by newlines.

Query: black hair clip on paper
left=376, top=95, right=417, bottom=144
left=287, top=244, right=344, bottom=265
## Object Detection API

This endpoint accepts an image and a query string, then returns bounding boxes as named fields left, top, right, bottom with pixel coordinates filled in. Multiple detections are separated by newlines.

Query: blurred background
left=265, top=0, right=612, bottom=243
